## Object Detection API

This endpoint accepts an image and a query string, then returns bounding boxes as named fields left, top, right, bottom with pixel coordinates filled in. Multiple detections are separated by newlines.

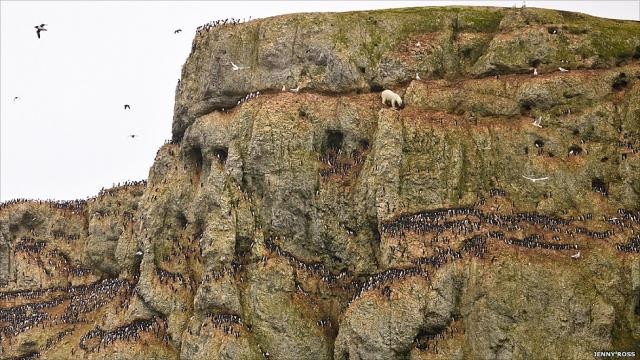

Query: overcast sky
left=1, top=1, right=638, bottom=202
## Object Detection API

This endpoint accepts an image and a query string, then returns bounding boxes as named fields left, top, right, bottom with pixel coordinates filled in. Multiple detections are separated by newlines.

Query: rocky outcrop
left=2, top=6, right=640, bottom=360
left=173, top=6, right=640, bottom=140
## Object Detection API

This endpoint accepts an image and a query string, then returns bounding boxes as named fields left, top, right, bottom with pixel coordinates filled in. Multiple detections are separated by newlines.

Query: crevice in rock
left=185, top=146, right=205, bottom=185
left=612, top=73, right=628, bottom=91
left=519, top=100, right=534, bottom=114
left=176, top=213, right=188, bottom=230
left=591, top=177, right=608, bottom=196
left=213, top=147, right=228, bottom=164
left=325, top=130, right=344, bottom=152
left=369, top=83, right=384, bottom=92
left=568, top=145, right=582, bottom=156
left=413, top=325, right=448, bottom=352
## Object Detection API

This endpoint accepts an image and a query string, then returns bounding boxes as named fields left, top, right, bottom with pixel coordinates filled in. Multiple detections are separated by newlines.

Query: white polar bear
left=381, top=89, right=403, bottom=109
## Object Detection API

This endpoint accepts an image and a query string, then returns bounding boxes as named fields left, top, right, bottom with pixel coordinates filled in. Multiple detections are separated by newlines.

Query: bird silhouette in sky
left=35, top=24, right=47, bottom=39
left=13, top=96, right=19, bottom=101
left=129, top=134, right=137, bottom=139
left=124, top=104, right=131, bottom=110
left=174, top=29, right=182, bottom=34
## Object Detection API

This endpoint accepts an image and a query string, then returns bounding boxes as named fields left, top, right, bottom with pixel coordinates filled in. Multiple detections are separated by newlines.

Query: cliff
left=1, top=6, right=640, bottom=360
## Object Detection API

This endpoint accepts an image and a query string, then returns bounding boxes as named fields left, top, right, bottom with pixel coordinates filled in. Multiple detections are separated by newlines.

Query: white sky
left=1, top=1, right=639, bottom=202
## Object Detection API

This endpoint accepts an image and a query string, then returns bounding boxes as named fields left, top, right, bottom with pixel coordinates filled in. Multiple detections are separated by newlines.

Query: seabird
left=415, top=73, right=421, bottom=80
left=174, top=29, right=182, bottom=34
left=135, top=251, right=143, bottom=256
left=129, top=134, right=136, bottom=138
left=13, top=96, right=19, bottom=101
left=35, top=24, right=47, bottom=39
left=281, top=85, right=286, bottom=92
left=230, top=61, right=246, bottom=71
left=571, top=251, right=581, bottom=259
left=290, top=85, right=300, bottom=93
left=415, top=41, right=421, bottom=47
left=558, top=67, right=569, bottom=72
left=124, top=104, right=131, bottom=110
left=533, top=68, right=538, bottom=76
left=522, top=175, right=549, bottom=182
left=532, top=117, right=542, bottom=128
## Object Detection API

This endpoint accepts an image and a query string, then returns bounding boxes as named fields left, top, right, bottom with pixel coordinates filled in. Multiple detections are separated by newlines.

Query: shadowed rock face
left=2, top=6, right=640, bottom=360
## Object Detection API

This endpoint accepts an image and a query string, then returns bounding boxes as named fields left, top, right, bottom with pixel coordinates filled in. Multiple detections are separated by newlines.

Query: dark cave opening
left=213, top=147, right=228, bottom=164
left=568, top=145, right=582, bottom=156
left=612, top=73, right=628, bottom=91
left=591, top=177, right=608, bottom=196
left=519, top=100, right=534, bottom=114
left=185, top=146, right=204, bottom=175
left=176, top=213, right=188, bottom=230
left=325, top=130, right=344, bottom=152
left=369, top=83, right=384, bottom=92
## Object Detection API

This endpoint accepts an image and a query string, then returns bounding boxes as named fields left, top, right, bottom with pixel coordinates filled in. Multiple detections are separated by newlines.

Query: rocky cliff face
left=2, top=6, right=640, bottom=360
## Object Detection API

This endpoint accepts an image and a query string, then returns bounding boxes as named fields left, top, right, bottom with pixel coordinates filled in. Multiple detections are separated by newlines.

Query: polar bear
left=381, top=89, right=403, bottom=109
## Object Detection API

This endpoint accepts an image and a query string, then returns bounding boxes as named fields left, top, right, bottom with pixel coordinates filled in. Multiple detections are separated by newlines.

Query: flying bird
left=290, top=85, right=300, bottom=93
left=135, top=251, right=143, bottom=256
left=571, top=251, right=581, bottom=259
left=281, top=85, right=286, bottom=92
left=415, top=73, right=421, bottom=80
left=230, top=61, right=246, bottom=71
left=532, top=117, right=542, bottom=128
left=533, top=68, right=538, bottom=76
left=129, top=134, right=137, bottom=138
left=174, top=29, right=182, bottom=34
left=124, top=104, right=131, bottom=110
left=13, top=96, right=19, bottom=101
left=558, top=67, right=569, bottom=72
left=34, top=24, right=47, bottom=39
left=522, top=175, right=549, bottom=182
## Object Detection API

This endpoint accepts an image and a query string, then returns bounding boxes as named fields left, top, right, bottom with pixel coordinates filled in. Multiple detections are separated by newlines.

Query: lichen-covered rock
left=173, top=7, right=640, bottom=141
